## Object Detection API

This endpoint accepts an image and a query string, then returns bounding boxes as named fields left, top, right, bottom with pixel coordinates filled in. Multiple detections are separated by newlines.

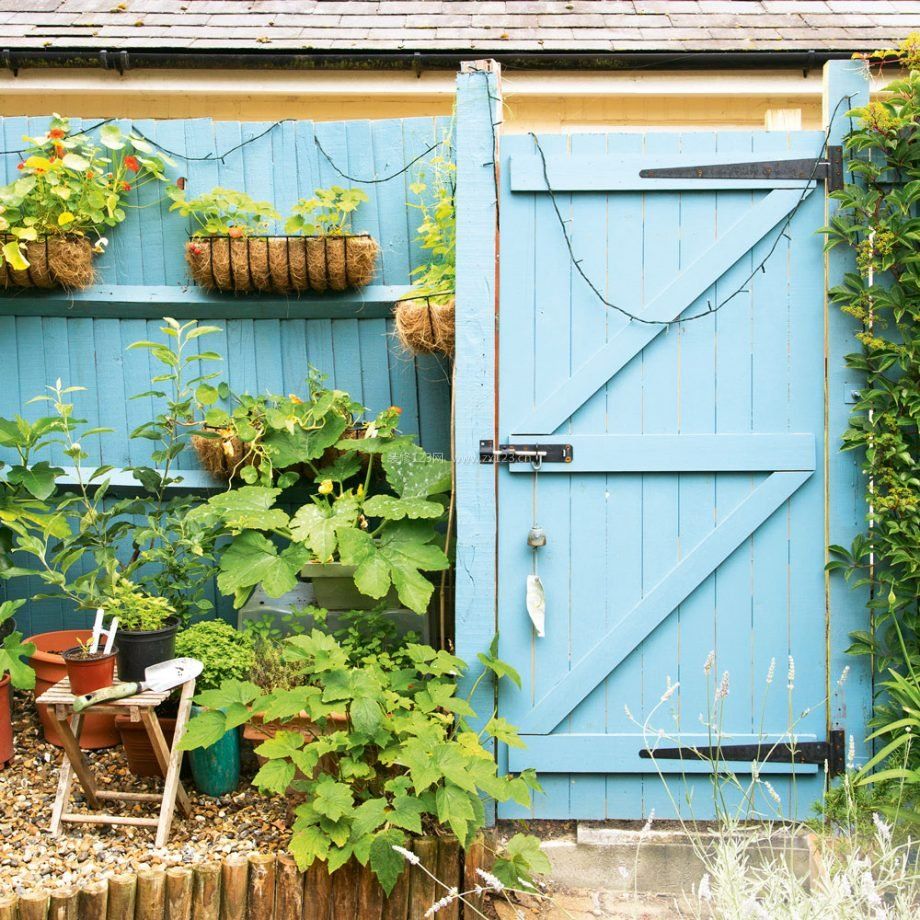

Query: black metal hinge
left=639, top=728, right=845, bottom=777
left=479, top=440, right=573, bottom=465
left=640, top=146, right=844, bottom=192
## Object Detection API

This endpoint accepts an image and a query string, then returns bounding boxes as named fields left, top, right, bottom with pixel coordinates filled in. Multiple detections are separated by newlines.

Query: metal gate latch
left=479, top=440, right=573, bottom=465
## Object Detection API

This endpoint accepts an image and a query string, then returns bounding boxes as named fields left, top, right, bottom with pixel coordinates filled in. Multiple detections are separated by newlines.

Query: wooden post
left=356, top=863, right=385, bottom=920
left=0, top=895, right=18, bottom=920
left=135, top=868, right=167, bottom=920
left=329, top=860, right=358, bottom=920
left=219, top=854, right=249, bottom=920
left=379, top=862, right=409, bottom=920
left=246, top=853, right=276, bottom=920
left=434, top=837, right=461, bottom=920
left=454, top=59, right=502, bottom=823
left=302, top=861, right=332, bottom=920
left=78, top=880, right=108, bottom=920
left=407, top=838, right=438, bottom=920
left=165, top=867, right=193, bottom=920
left=275, top=855, right=304, bottom=920
left=822, top=58, right=873, bottom=765
left=17, top=891, right=49, bottom=920
left=192, top=863, right=221, bottom=920
left=106, top=874, right=136, bottom=920
left=461, top=835, right=488, bottom=915
left=48, top=887, right=78, bottom=920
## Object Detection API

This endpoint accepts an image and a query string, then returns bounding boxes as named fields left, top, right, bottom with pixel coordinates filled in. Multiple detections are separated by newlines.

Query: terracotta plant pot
left=115, top=715, right=177, bottom=778
left=26, top=629, right=119, bottom=750
left=0, top=675, right=12, bottom=769
left=61, top=647, right=117, bottom=696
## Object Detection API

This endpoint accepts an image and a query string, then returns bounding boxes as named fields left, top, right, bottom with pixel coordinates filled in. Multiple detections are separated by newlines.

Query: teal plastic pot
left=187, top=705, right=241, bottom=797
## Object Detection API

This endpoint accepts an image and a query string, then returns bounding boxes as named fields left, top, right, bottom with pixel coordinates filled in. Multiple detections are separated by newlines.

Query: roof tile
left=0, top=0, right=916, bottom=54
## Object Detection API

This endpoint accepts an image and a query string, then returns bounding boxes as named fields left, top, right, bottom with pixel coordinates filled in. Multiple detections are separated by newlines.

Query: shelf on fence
left=0, top=284, right=405, bottom=319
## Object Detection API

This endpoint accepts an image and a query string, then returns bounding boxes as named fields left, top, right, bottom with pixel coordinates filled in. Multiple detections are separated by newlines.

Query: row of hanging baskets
left=0, top=237, right=96, bottom=290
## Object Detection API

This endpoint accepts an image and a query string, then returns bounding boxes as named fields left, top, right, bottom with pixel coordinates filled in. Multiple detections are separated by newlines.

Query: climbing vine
left=823, top=45, right=920, bottom=746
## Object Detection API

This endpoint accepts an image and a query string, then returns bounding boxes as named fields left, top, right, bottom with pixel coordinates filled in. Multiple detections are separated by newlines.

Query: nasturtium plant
left=179, top=631, right=541, bottom=893
left=0, top=115, right=174, bottom=270
left=285, top=186, right=369, bottom=236
left=167, top=185, right=280, bottom=237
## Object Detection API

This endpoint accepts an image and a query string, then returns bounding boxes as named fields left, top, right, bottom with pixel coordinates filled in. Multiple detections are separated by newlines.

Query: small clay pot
left=61, top=646, right=117, bottom=696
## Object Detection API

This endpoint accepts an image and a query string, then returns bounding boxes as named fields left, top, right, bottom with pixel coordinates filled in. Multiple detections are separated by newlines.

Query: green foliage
left=404, top=136, right=455, bottom=304
left=192, top=403, right=450, bottom=615
left=167, top=185, right=280, bottom=237
left=0, top=599, right=35, bottom=690
left=2, top=320, right=223, bottom=625
left=284, top=186, right=369, bottom=236
left=492, top=834, right=552, bottom=890
left=0, top=115, right=173, bottom=270
left=108, top=578, right=176, bottom=632
left=180, top=632, right=541, bottom=892
left=821, top=40, right=920, bottom=810
left=175, top=619, right=255, bottom=691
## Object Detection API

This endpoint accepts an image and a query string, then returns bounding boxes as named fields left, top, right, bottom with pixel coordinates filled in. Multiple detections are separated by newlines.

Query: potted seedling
left=171, top=183, right=378, bottom=293
left=61, top=632, right=117, bottom=697
left=0, top=600, right=35, bottom=769
left=0, top=116, right=173, bottom=289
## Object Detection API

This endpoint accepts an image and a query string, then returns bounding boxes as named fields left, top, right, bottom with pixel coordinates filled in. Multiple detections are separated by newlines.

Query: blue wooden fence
left=0, top=114, right=452, bottom=636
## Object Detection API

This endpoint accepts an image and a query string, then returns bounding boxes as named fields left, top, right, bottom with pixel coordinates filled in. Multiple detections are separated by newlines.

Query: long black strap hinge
left=639, top=146, right=844, bottom=192
left=640, top=728, right=846, bottom=776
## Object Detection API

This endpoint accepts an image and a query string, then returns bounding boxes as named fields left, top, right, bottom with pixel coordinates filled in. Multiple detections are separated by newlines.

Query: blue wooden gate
left=493, top=123, right=857, bottom=820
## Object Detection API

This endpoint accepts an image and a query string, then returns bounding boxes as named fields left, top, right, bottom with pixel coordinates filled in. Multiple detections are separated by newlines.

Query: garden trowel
left=72, top=657, right=202, bottom=713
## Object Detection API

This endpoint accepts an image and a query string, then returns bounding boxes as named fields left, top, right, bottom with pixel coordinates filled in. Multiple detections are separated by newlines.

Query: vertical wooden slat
left=135, top=868, right=167, bottom=920
left=274, top=855, right=304, bottom=920
left=302, top=861, right=333, bottom=920
left=48, top=888, right=78, bottom=920
left=246, top=853, right=276, bottom=920
left=106, top=874, right=136, bottom=920
left=79, top=880, right=108, bottom=920
left=461, top=836, right=488, bottom=916
left=433, top=836, right=461, bottom=920
left=191, top=863, right=220, bottom=920
left=454, top=60, right=501, bottom=821
left=379, top=861, right=409, bottom=920
left=356, top=864, right=385, bottom=920
left=329, top=859, right=359, bottom=920
left=219, top=854, right=249, bottom=920
left=407, top=838, right=437, bottom=920
left=0, top=894, right=17, bottom=920
left=165, top=867, right=192, bottom=920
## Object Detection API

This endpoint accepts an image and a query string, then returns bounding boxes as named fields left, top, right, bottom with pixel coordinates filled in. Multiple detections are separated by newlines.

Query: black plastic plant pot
left=115, top=618, right=179, bottom=683
left=0, top=617, right=13, bottom=642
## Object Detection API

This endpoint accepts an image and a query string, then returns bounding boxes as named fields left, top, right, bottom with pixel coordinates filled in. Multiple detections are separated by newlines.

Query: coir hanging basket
left=393, top=296, right=455, bottom=357
left=0, top=237, right=95, bottom=290
left=185, top=234, right=379, bottom=294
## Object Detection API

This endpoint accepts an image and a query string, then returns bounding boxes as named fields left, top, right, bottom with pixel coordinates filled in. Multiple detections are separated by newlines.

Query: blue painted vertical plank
left=638, top=131, right=682, bottom=819
left=600, top=131, right=646, bottom=821
left=567, top=131, right=611, bottom=820
left=455, top=63, right=500, bottom=823
left=824, top=60, right=873, bottom=764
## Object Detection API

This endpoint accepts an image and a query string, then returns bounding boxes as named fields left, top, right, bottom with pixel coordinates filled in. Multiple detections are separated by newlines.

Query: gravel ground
left=0, top=690, right=292, bottom=896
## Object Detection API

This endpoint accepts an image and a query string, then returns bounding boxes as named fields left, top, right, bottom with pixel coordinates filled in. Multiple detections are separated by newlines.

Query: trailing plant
left=0, top=599, right=35, bottom=690
left=166, top=185, right=280, bottom=237
left=179, top=633, right=541, bottom=893
left=822, top=39, right=920, bottom=794
left=175, top=620, right=255, bottom=692
left=190, top=405, right=451, bottom=615
left=405, top=138, right=456, bottom=304
left=2, top=320, right=223, bottom=625
left=0, top=116, right=173, bottom=271
left=285, top=186, right=369, bottom=236
left=194, top=369, right=364, bottom=487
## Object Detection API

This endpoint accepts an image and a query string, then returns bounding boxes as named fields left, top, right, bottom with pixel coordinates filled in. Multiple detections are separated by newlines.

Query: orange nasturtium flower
left=48, top=127, right=66, bottom=140
left=124, top=155, right=140, bottom=173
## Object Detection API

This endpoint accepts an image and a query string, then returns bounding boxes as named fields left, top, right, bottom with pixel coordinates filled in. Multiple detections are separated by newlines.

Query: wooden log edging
left=0, top=835, right=493, bottom=919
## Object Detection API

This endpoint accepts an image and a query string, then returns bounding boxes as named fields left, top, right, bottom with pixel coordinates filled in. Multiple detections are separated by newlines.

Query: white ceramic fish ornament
left=526, top=574, right=546, bottom=638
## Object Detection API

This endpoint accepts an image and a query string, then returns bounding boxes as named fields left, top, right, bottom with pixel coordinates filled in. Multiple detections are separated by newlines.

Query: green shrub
left=175, top=619, right=255, bottom=692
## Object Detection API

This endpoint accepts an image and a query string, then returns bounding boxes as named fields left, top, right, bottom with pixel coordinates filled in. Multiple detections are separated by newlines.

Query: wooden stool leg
left=49, top=710, right=100, bottom=835
left=140, top=710, right=192, bottom=818
left=154, top=679, right=196, bottom=847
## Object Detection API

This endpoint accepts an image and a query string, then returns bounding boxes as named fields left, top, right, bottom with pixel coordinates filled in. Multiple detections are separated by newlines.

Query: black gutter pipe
left=1, top=47, right=855, bottom=76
